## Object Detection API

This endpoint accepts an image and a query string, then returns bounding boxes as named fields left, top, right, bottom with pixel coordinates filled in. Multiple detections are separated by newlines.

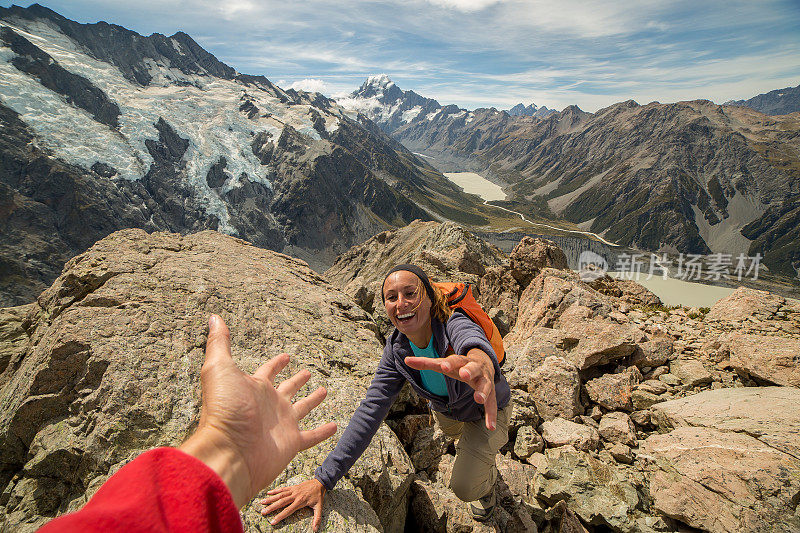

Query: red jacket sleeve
left=38, top=447, right=243, bottom=533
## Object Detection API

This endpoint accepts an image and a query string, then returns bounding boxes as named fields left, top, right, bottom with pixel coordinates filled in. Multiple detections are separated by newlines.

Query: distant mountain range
left=339, top=77, right=800, bottom=278
left=507, top=103, right=556, bottom=119
left=724, top=84, right=800, bottom=116
left=0, top=5, right=497, bottom=305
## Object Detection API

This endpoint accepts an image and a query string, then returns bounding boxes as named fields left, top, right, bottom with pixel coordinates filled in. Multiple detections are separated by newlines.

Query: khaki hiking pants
left=433, top=402, right=512, bottom=502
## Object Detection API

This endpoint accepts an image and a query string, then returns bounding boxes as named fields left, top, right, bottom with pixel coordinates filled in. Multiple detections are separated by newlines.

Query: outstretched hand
left=180, top=315, right=337, bottom=508
left=405, top=348, right=497, bottom=430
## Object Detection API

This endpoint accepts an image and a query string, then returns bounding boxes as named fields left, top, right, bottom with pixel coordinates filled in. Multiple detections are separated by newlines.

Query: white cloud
left=287, top=78, right=328, bottom=93
left=421, top=0, right=507, bottom=12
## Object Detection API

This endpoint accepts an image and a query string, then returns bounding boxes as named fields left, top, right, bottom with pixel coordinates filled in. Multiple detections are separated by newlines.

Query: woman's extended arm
left=261, top=340, right=406, bottom=531
left=406, top=313, right=500, bottom=430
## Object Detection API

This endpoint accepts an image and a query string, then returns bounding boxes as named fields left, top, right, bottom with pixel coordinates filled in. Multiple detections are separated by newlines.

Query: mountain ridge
left=0, top=6, right=505, bottom=305
left=341, top=77, right=800, bottom=277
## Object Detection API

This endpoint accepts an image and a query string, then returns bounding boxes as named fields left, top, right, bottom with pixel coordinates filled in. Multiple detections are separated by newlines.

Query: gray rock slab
left=651, top=386, right=800, bottom=460
left=640, top=426, right=800, bottom=533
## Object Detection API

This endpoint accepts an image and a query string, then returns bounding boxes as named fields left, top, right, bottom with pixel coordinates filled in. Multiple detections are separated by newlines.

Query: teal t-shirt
left=409, top=337, right=449, bottom=397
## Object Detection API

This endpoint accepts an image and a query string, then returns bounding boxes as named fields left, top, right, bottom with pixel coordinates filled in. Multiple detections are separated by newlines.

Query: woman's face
left=383, top=270, right=432, bottom=339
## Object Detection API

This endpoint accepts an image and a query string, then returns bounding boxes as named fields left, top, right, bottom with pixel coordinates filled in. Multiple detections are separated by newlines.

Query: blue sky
left=2, top=0, right=799, bottom=112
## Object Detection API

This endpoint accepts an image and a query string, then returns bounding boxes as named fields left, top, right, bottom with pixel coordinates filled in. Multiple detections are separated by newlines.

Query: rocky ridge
left=724, top=84, right=800, bottom=116
left=1, top=222, right=799, bottom=532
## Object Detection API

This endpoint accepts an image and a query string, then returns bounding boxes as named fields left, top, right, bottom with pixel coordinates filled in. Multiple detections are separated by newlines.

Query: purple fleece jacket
left=314, top=311, right=511, bottom=490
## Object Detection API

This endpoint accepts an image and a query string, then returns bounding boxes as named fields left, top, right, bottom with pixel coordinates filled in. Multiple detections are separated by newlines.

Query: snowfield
left=0, top=18, right=342, bottom=233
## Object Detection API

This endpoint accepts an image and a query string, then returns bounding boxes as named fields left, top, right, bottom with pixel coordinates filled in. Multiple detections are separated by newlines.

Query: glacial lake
left=609, top=273, right=736, bottom=308
left=444, top=172, right=507, bottom=202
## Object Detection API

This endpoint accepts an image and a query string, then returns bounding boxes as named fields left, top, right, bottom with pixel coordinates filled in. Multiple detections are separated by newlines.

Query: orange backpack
left=433, top=282, right=506, bottom=366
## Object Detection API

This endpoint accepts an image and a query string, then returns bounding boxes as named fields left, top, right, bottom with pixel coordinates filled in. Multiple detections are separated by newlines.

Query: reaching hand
left=260, top=478, right=327, bottom=531
left=405, top=348, right=497, bottom=430
left=180, top=315, right=337, bottom=508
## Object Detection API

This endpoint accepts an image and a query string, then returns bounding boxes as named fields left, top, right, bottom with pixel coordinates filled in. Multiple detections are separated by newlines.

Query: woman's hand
left=405, top=348, right=497, bottom=430
left=261, top=478, right=327, bottom=531
left=180, top=315, right=337, bottom=508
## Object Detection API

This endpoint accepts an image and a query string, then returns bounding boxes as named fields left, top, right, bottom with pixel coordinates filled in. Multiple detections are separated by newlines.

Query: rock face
left=540, top=418, right=600, bottom=452
left=585, top=368, right=640, bottom=411
left=323, top=220, right=507, bottom=332
left=706, top=286, right=785, bottom=323
left=4, top=224, right=800, bottom=532
left=720, top=333, right=800, bottom=387
left=534, top=446, right=639, bottom=532
left=724, top=83, right=800, bottom=116
left=651, top=386, right=800, bottom=459
left=0, top=230, right=413, bottom=532
left=524, top=356, right=583, bottom=422
left=642, top=387, right=800, bottom=533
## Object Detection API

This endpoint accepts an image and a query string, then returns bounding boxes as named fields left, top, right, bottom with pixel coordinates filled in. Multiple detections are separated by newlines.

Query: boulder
left=324, top=220, right=507, bottom=318
left=543, top=500, right=589, bottom=533
left=243, top=475, right=384, bottom=532
left=584, top=368, right=642, bottom=411
left=509, top=236, right=568, bottom=288
left=389, top=414, right=433, bottom=447
left=669, top=358, right=713, bottom=387
left=608, top=443, right=634, bottom=464
left=635, top=379, right=669, bottom=395
left=650, top=386, right=800, bottom=461
left=588, top=275, right=662, bottom=307
left=504, top=327, right=570, bottom=389
left=597, top=412, right=637, bottom=446
left=0, top=230, right=413, bottom=532
left=611, top=278, right=662, bottom=306
left=540, top=418, right=600, bottom=452
left=631, top=389, right=661, bottom=410
left=410, top=425, right=450, bottom=473
left=640, top=426, right=800, bottom=532
left=525, top=356, right=583, bottom=421
left=629, top=335, right=673, bottom=369
left=514, top=425, right=545, bottom=460
left=508, top=388, right=543, bottom=432
left=479, top=265, right=520, bottom=326
left=508, top=269, right=614, bottom=333
left=534, top=446, right=639, bottom=532
left=487, top=307, right=511, bottom=337
left=720, top=333, right=800, bottom=387
left=706, top=287, right=784, bottom=323
left=557, top=319, right=644, bottom=370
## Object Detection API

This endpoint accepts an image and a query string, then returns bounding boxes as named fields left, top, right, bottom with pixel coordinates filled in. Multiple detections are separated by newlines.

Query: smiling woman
left=260, top=263, right=513, bottom=528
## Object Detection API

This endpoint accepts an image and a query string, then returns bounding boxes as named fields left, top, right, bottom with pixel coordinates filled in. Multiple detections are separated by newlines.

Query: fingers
left=277, top=368, right=312, bottom=399
left=404, top=356, right=445, bottom=373
left=261, top=487, right=290, bottom=503
left=441, top=355, right=469, bottom=375
left=270, top=500, right=305, bottom=525
left=313, top=500, right=324, bottom=532
left=482, top=386, right=498, bottom=431
left=298, top=421, right=338, bottom=451
left=253, top=352, right=290, bottom=383
left=292, top=386, right=328, bottom=419
left=458, top=360, right=484, bottom=382
left=261, top=494, right=295, bottom=515
left=204, top=315, right=232, bottom=366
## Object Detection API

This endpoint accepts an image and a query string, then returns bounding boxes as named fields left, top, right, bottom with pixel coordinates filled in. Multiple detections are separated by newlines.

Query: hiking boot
left=469, top=486, right=496, bottom=522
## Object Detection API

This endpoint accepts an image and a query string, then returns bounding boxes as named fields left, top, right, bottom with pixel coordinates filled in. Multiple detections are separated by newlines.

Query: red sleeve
left=38, top=447, right=243, bottom=533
